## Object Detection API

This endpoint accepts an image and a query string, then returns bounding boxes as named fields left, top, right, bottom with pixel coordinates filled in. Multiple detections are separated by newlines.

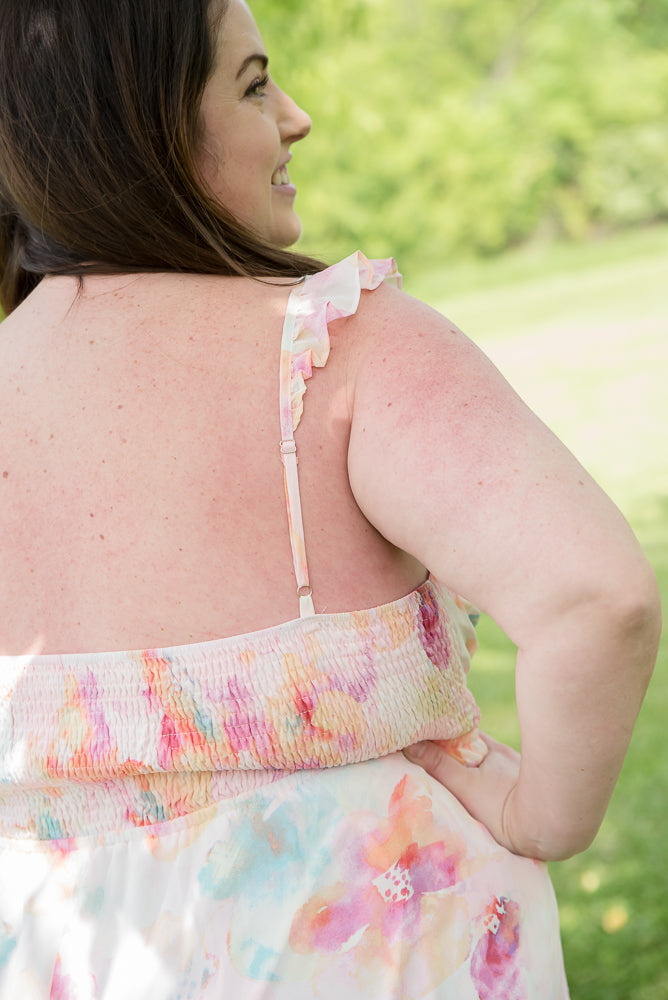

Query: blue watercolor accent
left=198, top=794, right=307, bottom=901
left=193, top=706, right=215, bottom=741
left=244, top=941, right=282, bottom=982
left=198, top=779, right=342, bottom=981
left=82, top=885, right=105, bottom=918
left=37, top=812, right=66, bottom=840
left=140, top=790, right=167, bottom=824
left=0, top=924, right=17, bottom=968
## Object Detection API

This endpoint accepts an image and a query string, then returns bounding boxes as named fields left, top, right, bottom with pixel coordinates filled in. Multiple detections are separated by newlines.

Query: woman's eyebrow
left=236, top=53, right=269, bottom=80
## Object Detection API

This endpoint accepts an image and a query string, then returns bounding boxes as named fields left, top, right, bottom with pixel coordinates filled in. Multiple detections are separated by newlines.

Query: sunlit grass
left=408, top=224, right=668, bottom=321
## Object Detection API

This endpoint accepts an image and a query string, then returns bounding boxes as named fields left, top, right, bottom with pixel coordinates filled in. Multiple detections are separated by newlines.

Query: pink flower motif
left=47, top=671, right=114, bottom=778
left=49, top=955, right=97, bottom=999
left=416, top=587, right=452, bottom=670
left=50, top=957, right=74, bottom=1000
left=470, top=896, right=528, bottom=1000
left=290, top=773, right=475, bottom=992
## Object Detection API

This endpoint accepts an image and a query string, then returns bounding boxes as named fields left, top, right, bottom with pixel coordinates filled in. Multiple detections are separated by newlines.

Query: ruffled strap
left=279, top=252, right=402, bottom=617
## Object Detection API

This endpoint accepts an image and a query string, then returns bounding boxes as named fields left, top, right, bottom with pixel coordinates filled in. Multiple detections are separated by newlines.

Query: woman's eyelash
left=246, top=74, right=270, bottom=97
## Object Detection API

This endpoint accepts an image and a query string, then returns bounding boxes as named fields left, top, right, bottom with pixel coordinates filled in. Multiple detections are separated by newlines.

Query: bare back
left=0, top=271, right=424, bottom=656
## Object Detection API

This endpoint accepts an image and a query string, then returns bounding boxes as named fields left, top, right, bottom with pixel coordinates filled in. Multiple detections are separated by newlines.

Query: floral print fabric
left=0, top=255, right=569, bottom=998
left=0, top=758, right=568, bottom=999
left=0, top=581, right=485, bottom=841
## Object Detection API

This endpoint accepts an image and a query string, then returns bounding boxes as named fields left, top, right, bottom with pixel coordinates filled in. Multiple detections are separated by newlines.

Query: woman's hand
left=403, top=733, right=534, bottom=858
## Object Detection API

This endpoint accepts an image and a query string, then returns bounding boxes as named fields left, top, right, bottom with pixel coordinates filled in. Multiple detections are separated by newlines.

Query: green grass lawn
left=413, top=226, right=667, bottom=999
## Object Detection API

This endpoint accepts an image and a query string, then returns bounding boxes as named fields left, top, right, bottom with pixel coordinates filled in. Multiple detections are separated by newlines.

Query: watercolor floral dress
left=0, top=254, right=569, bottom=999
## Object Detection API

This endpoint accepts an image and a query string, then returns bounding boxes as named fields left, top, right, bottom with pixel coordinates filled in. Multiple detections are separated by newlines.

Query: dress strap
left=279, top=290, right=315, bottom=618
left=278, top=252, right=402, bottom=619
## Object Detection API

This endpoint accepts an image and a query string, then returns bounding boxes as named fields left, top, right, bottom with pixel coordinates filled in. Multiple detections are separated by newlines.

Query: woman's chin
left=275, top=222, right=303, bottom=249
left=267, top=207, right=304, bottom=249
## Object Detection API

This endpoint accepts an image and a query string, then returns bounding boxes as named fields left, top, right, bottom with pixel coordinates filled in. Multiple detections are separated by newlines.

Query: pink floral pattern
left=289, top=772, right=476, bottom=987
left=471, top=897, right=527, bottom=999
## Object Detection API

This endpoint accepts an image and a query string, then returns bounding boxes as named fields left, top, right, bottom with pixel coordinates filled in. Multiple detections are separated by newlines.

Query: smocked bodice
left=0, top=580, right=485, bottom=839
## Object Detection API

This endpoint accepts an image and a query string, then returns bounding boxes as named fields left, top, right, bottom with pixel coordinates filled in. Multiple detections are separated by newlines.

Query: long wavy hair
left=0, top=0, right=324, bottom=314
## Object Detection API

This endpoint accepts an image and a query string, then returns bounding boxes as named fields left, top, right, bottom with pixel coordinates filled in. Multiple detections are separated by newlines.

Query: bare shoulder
left=342, top=281, right=463, bottom=357
left=338, top=280, right=493, bottom=387
left=344, top=282, right=652, bottom=642
left=342, top=280, right=520, bottom=442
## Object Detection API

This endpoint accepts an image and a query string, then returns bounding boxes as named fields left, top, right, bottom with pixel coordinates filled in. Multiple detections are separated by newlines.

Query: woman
left=0, top=1, right=660, bottom=997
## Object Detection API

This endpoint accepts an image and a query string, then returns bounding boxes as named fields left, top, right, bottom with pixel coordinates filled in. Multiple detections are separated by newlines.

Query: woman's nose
left=280, top=92, right=312, bottom=144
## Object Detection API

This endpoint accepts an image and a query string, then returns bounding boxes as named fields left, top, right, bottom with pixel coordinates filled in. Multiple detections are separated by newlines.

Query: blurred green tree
left=251, top=0, right=668, bottom=273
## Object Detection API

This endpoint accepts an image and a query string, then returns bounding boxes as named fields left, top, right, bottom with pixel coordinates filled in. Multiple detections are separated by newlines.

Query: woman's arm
left=346, top=285, right=662, bottom=861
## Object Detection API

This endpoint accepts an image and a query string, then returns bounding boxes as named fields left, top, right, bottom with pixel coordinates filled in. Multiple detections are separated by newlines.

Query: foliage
left=251, top=0, right=668, bottom=273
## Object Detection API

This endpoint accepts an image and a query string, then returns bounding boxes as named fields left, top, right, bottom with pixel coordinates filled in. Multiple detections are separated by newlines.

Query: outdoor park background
left=0, top=1, right=664, bottom=997
left=251, top=1, right=667, bottom=997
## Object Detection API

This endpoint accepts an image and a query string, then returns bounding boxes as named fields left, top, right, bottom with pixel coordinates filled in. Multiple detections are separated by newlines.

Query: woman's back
left=0, top=270, right=425, bottom=656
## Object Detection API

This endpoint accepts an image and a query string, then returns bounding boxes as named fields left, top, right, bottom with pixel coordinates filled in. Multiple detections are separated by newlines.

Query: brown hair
left=0, top=0, right=324, bottom=314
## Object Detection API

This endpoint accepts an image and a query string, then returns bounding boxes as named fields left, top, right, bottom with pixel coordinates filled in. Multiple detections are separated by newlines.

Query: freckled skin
left=0, top=274, right=425, bottom=654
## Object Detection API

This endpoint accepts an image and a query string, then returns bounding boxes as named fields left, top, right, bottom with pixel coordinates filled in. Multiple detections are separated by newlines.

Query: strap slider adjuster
left=280, top=439, right=297, bottom=455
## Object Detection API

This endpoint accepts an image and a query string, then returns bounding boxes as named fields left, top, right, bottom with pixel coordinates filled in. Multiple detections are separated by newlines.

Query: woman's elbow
left=613, top=560, right=662, bottom=673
